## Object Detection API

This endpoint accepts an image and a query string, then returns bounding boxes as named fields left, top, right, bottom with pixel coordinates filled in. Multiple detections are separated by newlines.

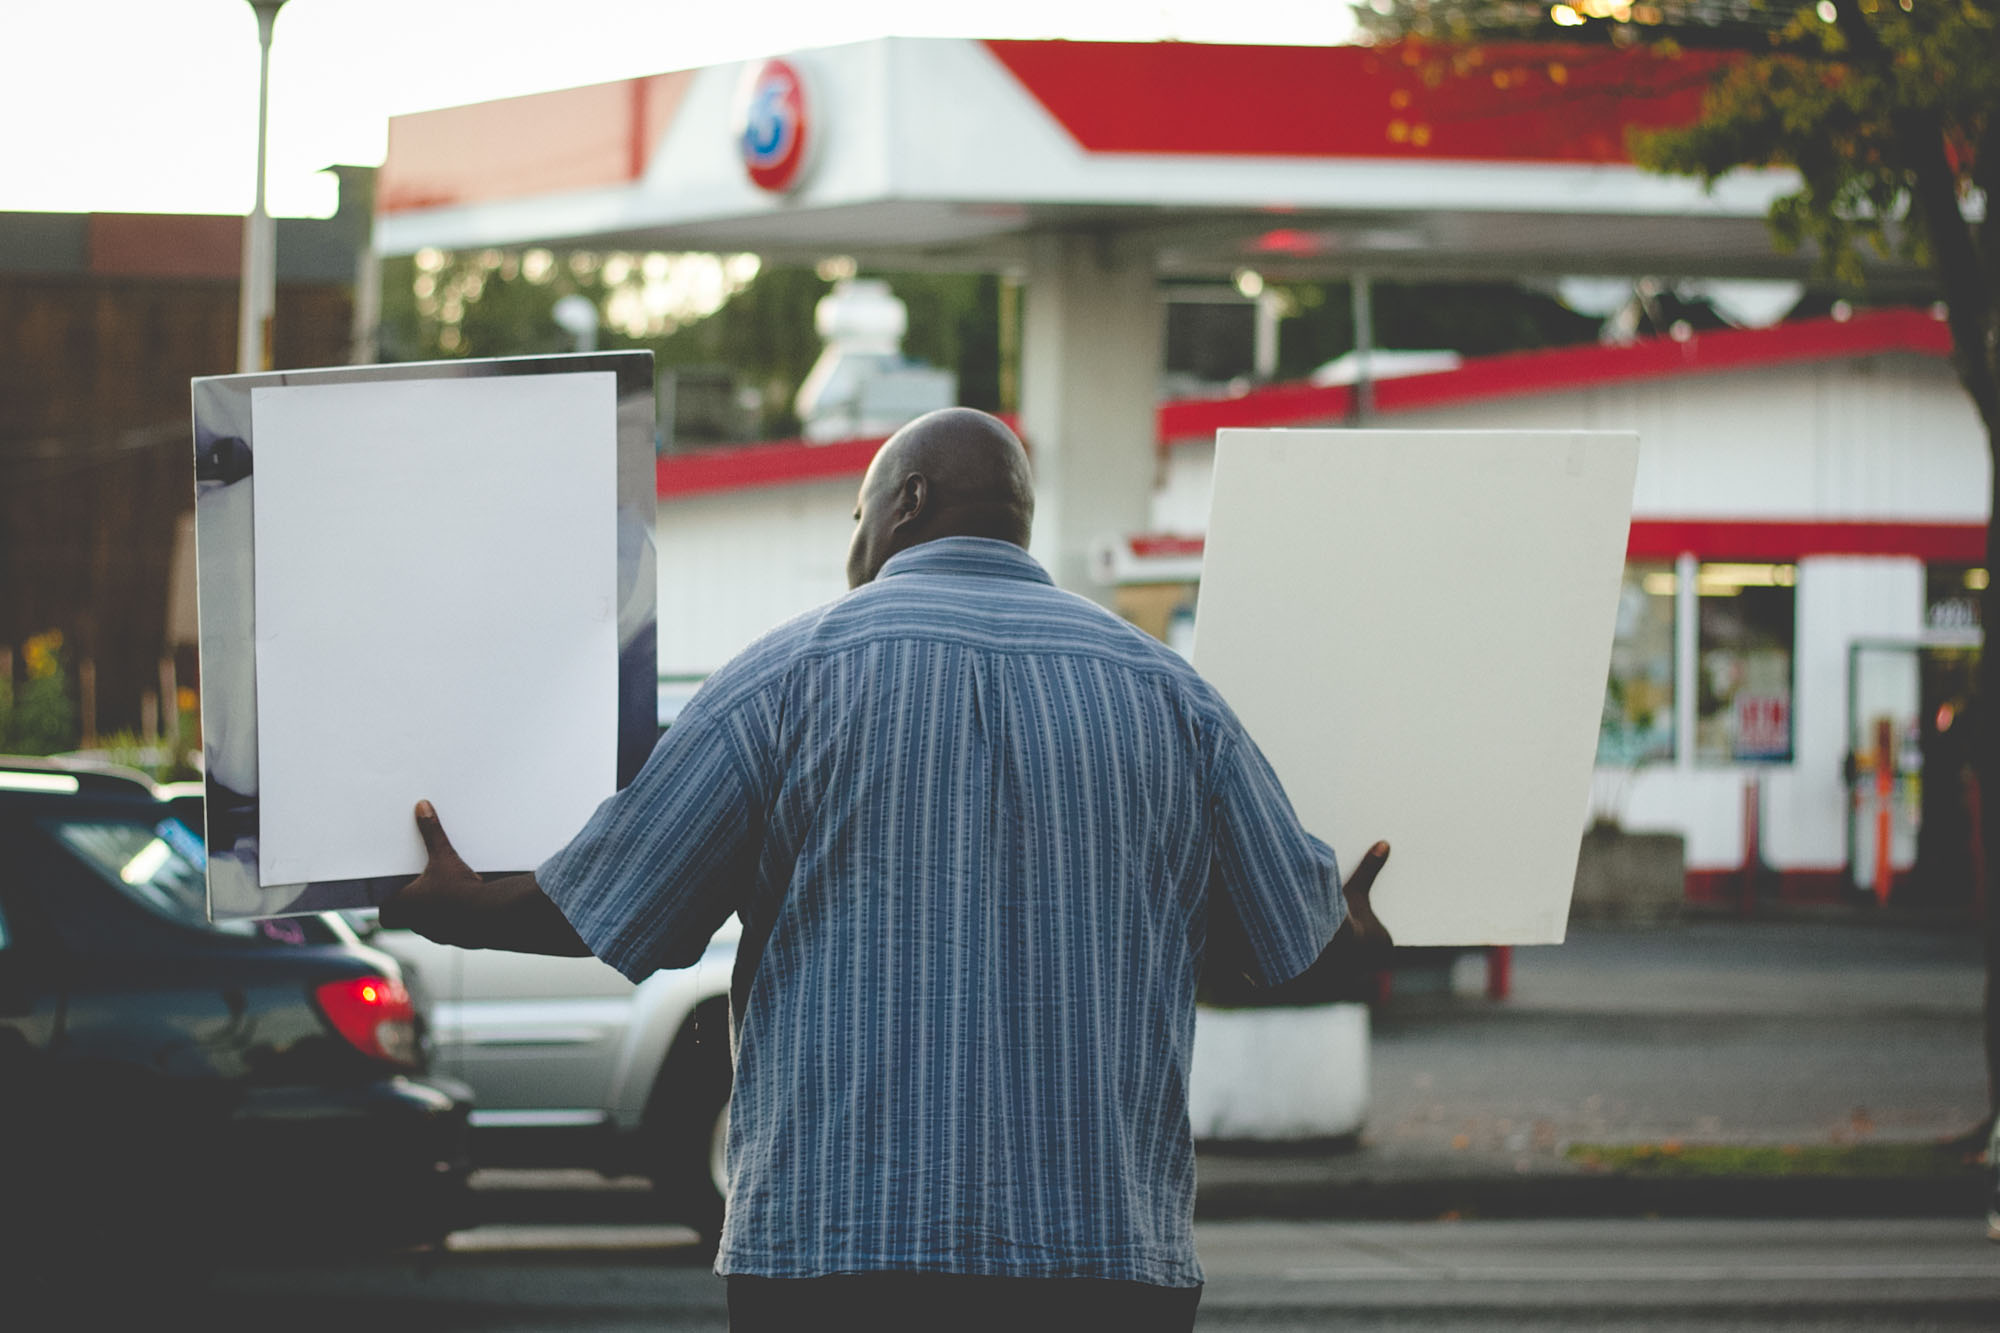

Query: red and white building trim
left=653, top=309, right=1986, bottom=902
left=374, top=38, right=1970, bottom=903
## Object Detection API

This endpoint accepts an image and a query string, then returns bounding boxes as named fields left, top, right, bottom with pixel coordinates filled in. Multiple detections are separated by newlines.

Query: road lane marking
left=1283, top=1263, right=2000, bottom=1282
left=447, top=1225, right=702, bottom=1252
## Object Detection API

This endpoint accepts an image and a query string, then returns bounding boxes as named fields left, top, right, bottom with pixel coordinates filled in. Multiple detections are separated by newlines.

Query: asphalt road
left=63, top=1218, right=1992, bottom=1332
left=1368, top=921, right=1987, bottom=1162
left=20, top=920, right=1970, bottom=1330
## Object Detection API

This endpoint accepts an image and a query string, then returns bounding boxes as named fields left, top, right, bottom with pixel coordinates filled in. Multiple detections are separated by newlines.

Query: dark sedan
left=0, top=758, right=472, bottom=1286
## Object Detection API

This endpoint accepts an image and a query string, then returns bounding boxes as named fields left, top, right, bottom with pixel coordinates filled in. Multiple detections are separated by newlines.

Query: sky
left=3, top=0, right=1360, bottom=219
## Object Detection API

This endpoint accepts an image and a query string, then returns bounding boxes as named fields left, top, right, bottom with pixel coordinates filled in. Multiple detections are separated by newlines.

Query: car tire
left=641, top=997, right=733, bottom=1251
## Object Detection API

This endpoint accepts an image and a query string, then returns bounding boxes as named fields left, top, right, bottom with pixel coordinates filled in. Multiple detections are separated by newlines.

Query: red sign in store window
left=1734, top=695, right=1791, bottom=761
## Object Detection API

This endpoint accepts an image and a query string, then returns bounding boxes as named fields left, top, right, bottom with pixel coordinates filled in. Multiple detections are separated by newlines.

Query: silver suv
left=373, top=917, right=737, bottom=1241
left=372, top=681, right=735, bottom=1242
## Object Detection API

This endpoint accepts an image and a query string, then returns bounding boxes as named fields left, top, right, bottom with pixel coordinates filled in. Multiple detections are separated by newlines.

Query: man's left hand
left=1342, top=840, right=1394, bottom=952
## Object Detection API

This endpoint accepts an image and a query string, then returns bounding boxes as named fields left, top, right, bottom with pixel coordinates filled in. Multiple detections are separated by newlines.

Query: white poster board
left=250, top=374, right=617, bottom=887
left=1192, top=430, right=1639, bottom=946
left=192, top=353, right=660, bottom=920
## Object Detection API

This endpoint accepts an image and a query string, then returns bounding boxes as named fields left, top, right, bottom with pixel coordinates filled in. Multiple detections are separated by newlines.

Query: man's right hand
left=378, top=801, right=486, bottom=943
left=376, top=801, right=592, bottom=957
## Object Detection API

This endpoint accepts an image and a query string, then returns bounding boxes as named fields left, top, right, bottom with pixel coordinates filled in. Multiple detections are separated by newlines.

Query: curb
left=1192, top=1170, right=1988, bottom=1221
left=463, top=1164, right=1988, bottom=1231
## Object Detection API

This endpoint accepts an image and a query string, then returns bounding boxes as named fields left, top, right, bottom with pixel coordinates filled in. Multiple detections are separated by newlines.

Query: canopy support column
left=1020, top=231, right=1162, bottom=601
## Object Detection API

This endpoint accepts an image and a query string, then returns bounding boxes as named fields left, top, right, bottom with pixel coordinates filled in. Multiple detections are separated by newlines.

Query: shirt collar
left=876, top=536, right=1054, bottom=586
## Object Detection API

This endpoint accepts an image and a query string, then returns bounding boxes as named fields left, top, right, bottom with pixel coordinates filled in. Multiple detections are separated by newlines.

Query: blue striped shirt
left=540, top=536, right=1345, bottom=1286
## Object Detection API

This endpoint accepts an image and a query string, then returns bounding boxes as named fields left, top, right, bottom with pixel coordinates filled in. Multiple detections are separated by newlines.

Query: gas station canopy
left=375, top=37, right=1874, bottom=284
left=374, top=37, right=1933, bottom=599
left=369, top=39, right=1976, bottom=908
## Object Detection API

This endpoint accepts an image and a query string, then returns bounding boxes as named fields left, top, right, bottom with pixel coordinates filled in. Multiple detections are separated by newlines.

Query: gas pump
left=1848, top=714, right=1919, bottom=903
left=1847, top=636, right=1979, bottom=904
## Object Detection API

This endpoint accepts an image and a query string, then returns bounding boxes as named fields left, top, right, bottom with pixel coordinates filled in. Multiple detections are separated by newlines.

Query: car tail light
left=315, top=975, right=421, bottom=1069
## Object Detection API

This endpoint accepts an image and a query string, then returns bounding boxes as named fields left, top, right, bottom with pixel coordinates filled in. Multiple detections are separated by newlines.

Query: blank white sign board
left=250, top=373, right=618, bottom=886
left=1193, top=430, right=1639, bottom=946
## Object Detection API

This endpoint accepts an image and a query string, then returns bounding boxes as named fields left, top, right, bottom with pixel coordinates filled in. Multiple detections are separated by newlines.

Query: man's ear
left=891, top=472, right=929, bottom=532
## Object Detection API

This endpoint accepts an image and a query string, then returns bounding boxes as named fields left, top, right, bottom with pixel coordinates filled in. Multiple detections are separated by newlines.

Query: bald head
left=846, top=408, right=1035, bottom=588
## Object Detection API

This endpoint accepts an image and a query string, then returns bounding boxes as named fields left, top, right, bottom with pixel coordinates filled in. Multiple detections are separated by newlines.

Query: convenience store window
left=1598, top=562, right=1676, bottom=764
left=1695, top=563, right=1796, bottom=764
left=1925, top=565, right=1986, bottom=631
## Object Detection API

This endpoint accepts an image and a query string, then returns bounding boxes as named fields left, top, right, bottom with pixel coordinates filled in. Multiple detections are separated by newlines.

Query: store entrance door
left=1846, top=636, right=1981, bottom=907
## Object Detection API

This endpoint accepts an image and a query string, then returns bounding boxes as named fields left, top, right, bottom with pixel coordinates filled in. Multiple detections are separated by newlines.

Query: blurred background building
left=0, top=166, right=373, bottom=753
left=1, top=35, right=1978, bottom=915
left=370, top=36, right=1967, bottom=911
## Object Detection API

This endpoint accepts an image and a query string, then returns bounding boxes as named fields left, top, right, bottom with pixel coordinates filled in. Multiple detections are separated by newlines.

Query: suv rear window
left=47, top=818, right=344, bottom=944
left=48, top=817, right=242, bottom=930
left=42, top=817, right=340, bottom=942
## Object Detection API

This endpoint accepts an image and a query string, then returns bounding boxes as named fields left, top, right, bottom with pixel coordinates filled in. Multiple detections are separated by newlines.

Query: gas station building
left=375, top=38, right=1985, bottom=907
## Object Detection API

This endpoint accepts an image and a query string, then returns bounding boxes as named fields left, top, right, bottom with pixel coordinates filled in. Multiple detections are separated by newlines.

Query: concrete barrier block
left=1189, top=1002, right=1370, bottom=1142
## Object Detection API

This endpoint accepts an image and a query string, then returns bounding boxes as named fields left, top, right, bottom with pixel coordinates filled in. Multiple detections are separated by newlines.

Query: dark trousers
left=727, top=1273, right=1202, bottom=1332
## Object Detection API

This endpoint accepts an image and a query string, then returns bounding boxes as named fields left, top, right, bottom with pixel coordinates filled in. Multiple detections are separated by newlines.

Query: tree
left=1359, top=0, right=2000, bottom=1126
left=1270, top=279, right=1604, bottom=376
left=376, top=253, right=1006, bottom=439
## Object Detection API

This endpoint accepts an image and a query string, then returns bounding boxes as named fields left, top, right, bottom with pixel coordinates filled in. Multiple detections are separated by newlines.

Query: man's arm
left=377, top=801, right=591, bottom=955
left=1207, top=839, right=1393, bottom=1002
left=1207, top=720, right=1395, bottom=986
left=378, top=642, right=776, bottom=974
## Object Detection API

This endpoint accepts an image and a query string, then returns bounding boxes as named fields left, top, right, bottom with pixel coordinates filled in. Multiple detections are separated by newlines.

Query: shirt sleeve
left=1208, top=726, right=1347, bottom=987
left=537, top=684, right=765, bottom=981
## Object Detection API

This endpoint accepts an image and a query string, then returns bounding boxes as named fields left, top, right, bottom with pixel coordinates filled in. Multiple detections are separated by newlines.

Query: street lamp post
left=237, top=0, right=288, bottom=374
left=1348, top=270, right=1375, bottom=425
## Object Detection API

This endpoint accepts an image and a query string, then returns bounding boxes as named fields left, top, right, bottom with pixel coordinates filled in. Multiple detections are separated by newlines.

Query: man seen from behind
left=383, top=406, right=1390, bottom=1331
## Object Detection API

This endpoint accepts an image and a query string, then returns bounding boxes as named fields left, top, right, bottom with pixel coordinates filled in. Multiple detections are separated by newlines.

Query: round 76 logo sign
left=738, top=59, right=814, bottom=193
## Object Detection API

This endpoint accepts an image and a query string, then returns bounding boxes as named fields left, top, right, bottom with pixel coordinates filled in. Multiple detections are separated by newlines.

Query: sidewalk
left=1195, top=919, right=1991, bottom=1220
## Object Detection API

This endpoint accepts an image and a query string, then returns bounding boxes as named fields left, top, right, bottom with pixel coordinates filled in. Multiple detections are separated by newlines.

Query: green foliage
left=375, top=252, right=1005, bottom=439
left=89, top=732, right=200, bottom=784
left=657, top=264, right=831, bottom=437
left=1353, top=1, right=1999, bottom=433
left=1360, top=0, right=2000, bottom=1121
left=1356, top=1, right=1795, bottom=49
left=1567, top=1140, right=1973, bottom=1178
left=886, top=272, right=1007, bottom=413
left=6, top=675, right=77, bottom=754
left=1270, top=280, right=1601, bottom=379
left=2, top=631, right=79, bottom=756
left=1629, top=3, right=2000, bottom=288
